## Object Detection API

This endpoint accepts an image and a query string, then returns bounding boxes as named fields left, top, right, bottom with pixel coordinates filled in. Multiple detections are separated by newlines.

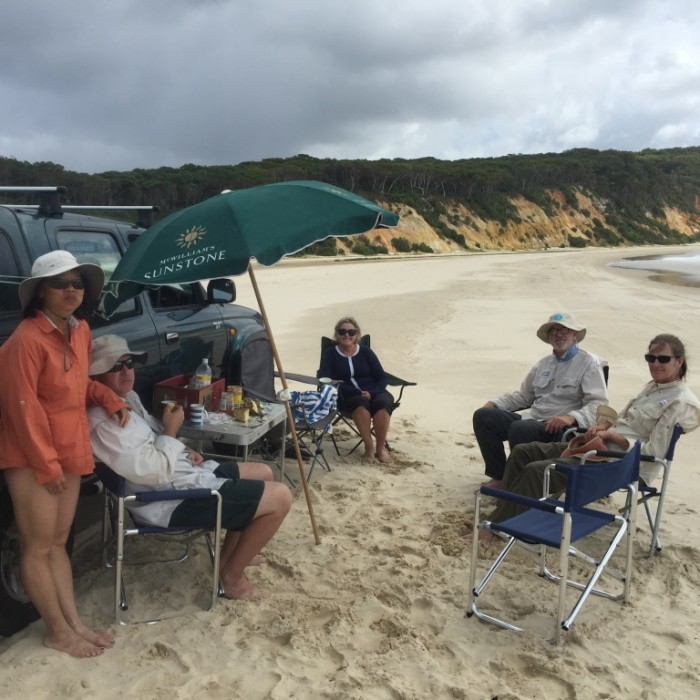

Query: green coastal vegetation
left=2, top=146, right=699, bottom=255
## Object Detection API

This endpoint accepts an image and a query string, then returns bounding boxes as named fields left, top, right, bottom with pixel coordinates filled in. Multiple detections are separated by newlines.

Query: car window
left=0, top=230, right=22, bottom=313
left=149, top=282, right=205, bottom=309
left=56, top=230, right=122, bottom=279
left=56, top=229, right=138, bottom=317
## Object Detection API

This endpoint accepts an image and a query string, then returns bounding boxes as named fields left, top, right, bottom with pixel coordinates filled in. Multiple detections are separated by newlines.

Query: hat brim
left=537, top=323, right=586, bottom=343
left=19, top=262, right=105, bottom=311
left=89, top=350, right=148, bottom=376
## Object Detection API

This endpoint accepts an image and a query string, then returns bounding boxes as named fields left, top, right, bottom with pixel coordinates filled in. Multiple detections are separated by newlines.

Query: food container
left=219, top=391, right=232, bottom=413
left=228, top=385, right=243, bottom=408
left=153, top=375, right=224, bottom=418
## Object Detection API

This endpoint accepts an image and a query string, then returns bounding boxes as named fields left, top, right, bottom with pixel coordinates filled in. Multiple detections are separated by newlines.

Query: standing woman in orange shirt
left=0, top=251, right=128, bottom=658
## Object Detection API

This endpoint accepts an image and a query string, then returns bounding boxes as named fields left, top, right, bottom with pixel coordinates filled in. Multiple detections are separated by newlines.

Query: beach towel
left=290, top=385, right=338, bottom=425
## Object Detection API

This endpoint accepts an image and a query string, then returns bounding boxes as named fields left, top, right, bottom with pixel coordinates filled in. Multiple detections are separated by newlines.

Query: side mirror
left=207, top=278, right=235, bottom=304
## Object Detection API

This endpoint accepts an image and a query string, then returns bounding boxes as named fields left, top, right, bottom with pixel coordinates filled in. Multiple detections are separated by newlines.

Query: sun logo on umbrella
left=176, top=225, right=207, bottom=248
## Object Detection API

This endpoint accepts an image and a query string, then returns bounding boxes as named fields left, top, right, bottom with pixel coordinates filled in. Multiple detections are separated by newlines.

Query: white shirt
left=492, top=348, right=608, bottom=427
left=88, top=391, right=226, bottom=527
left=612, top=379, right=700, bottom=481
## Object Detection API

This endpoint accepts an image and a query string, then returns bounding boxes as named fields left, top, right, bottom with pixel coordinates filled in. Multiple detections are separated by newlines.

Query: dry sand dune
left=2, top=245, right=700, bottom=699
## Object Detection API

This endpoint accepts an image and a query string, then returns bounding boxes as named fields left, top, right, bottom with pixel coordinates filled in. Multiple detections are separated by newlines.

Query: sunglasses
left=46, top=277, right=85, bottom=290
left=644, top=354, right=678, bottom=364
left=337, top=328, right=357, bottom=337
left=107, top=358, right=137, bottom=373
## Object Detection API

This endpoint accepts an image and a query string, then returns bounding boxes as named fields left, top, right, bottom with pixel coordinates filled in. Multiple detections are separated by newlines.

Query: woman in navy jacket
left=319, top=317, right=394, bottom=463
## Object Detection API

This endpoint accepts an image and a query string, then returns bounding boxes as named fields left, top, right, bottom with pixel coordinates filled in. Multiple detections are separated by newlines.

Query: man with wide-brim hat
left=87, top=334, right=292, bottom=601
left=472, top=312, right=608, bottom=487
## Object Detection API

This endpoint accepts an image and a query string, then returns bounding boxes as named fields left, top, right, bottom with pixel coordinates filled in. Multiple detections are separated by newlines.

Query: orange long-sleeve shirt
left=0, top=314, right=127, bottom=485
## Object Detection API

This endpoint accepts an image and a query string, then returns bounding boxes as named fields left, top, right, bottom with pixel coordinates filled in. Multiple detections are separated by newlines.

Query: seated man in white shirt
left=87, top=335, right=291, bottom=601
left=472, top=313, right=608, bottom=488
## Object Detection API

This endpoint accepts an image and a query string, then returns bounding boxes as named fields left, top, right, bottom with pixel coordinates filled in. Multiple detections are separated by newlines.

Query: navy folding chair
left=577, top=423, right=684, bottom=558
left=289, top=392, right=337, bottom=482
left=467, top=443, right=641, bottom=644
left=95, top=463, right=222, bottom=625
left=320, top=335, right=416, bottom=457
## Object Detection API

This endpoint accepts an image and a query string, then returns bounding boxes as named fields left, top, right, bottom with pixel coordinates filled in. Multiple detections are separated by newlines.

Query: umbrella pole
left=248, top=266, right=321, bottom=545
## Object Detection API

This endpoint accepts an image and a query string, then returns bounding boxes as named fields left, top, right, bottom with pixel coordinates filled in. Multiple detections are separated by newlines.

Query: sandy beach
left=2, top=244, right=700, bottom=699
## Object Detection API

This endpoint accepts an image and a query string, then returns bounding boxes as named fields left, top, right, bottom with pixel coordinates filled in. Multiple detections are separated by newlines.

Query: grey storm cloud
left=0, top=0, right=698, bottom=173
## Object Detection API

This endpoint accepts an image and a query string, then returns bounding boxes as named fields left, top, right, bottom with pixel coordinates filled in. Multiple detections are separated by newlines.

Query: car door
left=144, top=281, right=230, bottom=396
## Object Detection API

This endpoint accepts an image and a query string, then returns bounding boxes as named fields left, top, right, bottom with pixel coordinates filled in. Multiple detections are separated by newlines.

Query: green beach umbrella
left=100, top=180, right=399, bottom=544
left=100, top=180, right=398, bottom=315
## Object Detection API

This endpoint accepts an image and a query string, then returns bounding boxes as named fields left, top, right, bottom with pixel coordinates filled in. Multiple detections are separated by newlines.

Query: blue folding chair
left=577, top=424, right=684, bottom=558
left=467, top=443, right=641, bottom=644
left=96, top=463, right=222, bottom=625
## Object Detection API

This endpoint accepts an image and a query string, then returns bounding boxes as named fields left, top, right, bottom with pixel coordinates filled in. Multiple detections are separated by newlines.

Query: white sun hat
left=19, top=250, right=105, bottom=311
left=536, top=312, right=587, bottom=343
left=89, top=334, right=148, bottom=375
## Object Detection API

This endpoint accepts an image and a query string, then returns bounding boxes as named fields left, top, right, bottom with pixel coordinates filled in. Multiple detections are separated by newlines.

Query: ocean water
left=610, top=251, right=700, bottom=288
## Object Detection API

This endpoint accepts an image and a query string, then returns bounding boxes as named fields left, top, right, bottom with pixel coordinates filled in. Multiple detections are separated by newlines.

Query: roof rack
left=0, top=186, right=159, bottom=227
left=0, top=186, right=67, bottom=216
left=61, top=205, right=160, bottom=228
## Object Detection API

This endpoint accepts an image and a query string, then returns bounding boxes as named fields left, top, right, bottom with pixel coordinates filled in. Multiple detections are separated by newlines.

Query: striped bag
left=289, top=384, right=338, bottom=425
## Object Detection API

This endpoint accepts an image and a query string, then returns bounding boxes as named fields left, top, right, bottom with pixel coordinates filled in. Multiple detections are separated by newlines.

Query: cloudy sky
left=1, top=0, right=698, bottom=174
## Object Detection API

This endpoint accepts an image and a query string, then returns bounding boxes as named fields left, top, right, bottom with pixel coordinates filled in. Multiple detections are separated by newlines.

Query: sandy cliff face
left=365, top=190, right=700, bottom=254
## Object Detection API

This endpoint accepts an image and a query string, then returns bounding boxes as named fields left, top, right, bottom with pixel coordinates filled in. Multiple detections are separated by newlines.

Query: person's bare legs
left=218, top=462, right=273, bottom=570
left=373, top=409, right=392, bottom=463
left=4, top=469, right=109, bottom=658
left=352, top=406, right=375, bottom=462
left=219, top=481, right=292, bottom=600
left=237, top=462, right=274, bottom=482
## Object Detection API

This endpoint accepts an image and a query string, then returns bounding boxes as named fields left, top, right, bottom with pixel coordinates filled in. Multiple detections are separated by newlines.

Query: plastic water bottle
left=193, top=358, right=212, bottom=388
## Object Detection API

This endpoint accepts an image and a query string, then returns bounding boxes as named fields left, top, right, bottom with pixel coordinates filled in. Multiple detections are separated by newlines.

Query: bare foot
left=482, top=479, right=503, bottom=489
left=362, top=451, right=376, bottom=464
left=478, top=527, right=496, bottom=543
left=248, top=554, right=266, bottom=566
left=71, top=621, right=114, bottom=648
left=80, top=627, right=114, bottom=649
left=376, top=449, right=392, bottom=464
left=44, top=631, right=104, bottom=658
left=221, top=576, right=262, bottom=601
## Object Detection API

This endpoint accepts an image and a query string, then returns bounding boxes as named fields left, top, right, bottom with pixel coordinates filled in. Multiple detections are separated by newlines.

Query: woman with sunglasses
left=319, top=317, right=394, bottom=463
left=480, top=333, right=700, bottom=528
left=0, top=251, right=129, bottom=657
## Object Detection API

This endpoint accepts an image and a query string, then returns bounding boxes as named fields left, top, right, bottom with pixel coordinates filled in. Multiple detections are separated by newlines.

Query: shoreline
left=269, top=241, right=700, bottom=284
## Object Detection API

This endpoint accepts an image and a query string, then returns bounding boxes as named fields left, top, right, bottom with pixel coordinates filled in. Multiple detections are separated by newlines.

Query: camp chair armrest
left=275, top=370, right=318, bottom=385
left=384, top=373, right=416, bottom=405
left=128, top=488, right=217, bottom=504
left=562, top=426, right=586, bottom=441
left=385, top=372, right=416, bottom=388
left=244, top=386, right=280, bottom=403
left=582, top=449, right=656, bottom=462
left=480, top=486, right=560, bottom=513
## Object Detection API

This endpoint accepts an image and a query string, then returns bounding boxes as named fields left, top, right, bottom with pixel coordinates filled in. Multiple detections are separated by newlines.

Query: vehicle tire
left=0, top=519, right=75, bottom=637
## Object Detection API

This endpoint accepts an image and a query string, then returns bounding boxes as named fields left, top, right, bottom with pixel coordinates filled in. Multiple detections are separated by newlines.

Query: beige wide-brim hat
left=19, top=250, right=105, bottom=311
left=89, top=334, right=148, bottom=375
left=536, top=312, right=587, bottom=343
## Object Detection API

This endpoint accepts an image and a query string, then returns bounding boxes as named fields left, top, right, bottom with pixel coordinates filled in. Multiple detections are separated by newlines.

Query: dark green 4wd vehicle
left=0, top=186, right=273, bottom=636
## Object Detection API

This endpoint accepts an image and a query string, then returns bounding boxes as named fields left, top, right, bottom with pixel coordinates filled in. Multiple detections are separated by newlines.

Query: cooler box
left=153, top=375, right=224, bottom=418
